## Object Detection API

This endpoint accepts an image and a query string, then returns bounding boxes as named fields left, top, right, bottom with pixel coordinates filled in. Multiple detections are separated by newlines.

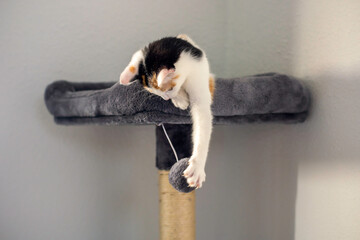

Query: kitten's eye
left=168, top=87, right=174, bottom=91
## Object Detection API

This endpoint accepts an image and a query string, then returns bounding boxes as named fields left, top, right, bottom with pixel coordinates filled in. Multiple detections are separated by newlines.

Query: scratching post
left=156, top=124, right=195, bottom=239
left=159, top=170, right=196, bottom=240
left=44, top=73, right=311, bottom=239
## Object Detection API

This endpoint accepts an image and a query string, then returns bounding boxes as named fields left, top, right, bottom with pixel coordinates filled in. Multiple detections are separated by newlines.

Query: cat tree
left=45, top=73, right=310, bottom=240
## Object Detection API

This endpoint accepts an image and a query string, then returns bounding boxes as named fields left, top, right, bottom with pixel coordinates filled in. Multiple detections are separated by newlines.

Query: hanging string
left=160, top=123, right=179, bottom=162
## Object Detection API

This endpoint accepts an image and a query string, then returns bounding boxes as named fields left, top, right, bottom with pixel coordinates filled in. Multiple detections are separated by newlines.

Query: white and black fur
left=120, top=34, right=214, bottom=189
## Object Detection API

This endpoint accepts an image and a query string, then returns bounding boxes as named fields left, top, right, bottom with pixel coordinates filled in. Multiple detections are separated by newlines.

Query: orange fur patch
left=172, top=74, right=180, bottom=80
left=129, top=66, right=136, bottom=73
left=169, top=81, right=176, bottom=89
left=150, top=72, right=160, bottom=89
left=149, top=72, right=176, bottom=91
left=160, top=80, right=176, bottom=92
left=209, top=76, right=215, bottom=100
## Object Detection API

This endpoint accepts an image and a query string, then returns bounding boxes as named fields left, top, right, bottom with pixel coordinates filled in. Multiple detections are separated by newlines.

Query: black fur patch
left=137, top=61, right=148, bottom=86
left=134, top=37, right=203, bottom=87
left=144, top=37, right=202, bottom=76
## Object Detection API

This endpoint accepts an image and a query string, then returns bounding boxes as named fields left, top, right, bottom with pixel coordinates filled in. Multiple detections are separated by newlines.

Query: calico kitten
left=119, top=34, right=214, bottom=189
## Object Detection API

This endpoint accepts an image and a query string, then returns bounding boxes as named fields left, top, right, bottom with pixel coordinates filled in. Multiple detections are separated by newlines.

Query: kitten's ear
left=157, top=68, right=175, bottom=89
left=119, top=50, right=143, bottom=85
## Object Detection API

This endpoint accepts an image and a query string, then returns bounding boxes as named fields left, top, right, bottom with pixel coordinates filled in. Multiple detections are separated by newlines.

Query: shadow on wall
left=198, top=123, right=299, bottom=240
left=199, top=68, right=360, bottom=240
left=198, top=1, right=301, bottom=239
left=288, top=71, right=360, bottom=163
left=200, top=1, right=359, bottom=239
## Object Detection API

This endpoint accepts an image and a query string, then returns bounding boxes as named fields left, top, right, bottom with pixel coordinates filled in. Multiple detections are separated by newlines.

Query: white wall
left=1, top=1, right=359, bottom=240
left=221, top=1, right=360, bottom=240
left=292, top=1, right=360, bottom=239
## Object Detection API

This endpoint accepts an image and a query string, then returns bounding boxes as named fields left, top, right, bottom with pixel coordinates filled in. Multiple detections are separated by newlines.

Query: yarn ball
left=168, top=158, right=196, bottom=193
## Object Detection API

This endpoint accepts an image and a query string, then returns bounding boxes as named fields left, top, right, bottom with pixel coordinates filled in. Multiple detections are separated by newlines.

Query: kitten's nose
left=162, top=95, right=170, bottom=100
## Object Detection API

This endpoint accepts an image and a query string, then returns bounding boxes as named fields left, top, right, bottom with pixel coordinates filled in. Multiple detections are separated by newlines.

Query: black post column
left=156, top=124, right=192, bottom=170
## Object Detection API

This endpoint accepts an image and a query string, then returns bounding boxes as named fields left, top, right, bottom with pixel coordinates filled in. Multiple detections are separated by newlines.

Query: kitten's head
left=120, top=37, right=200, bottom=100
left=138, top=64, right=178, bottom=100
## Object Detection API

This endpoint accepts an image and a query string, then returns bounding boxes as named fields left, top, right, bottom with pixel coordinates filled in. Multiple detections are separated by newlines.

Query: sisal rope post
left=159, top=170, right=196, bottom=240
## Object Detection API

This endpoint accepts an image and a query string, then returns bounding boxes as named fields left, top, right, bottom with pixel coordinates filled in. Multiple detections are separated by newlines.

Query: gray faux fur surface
left=44, top=73, right=310, bottom=125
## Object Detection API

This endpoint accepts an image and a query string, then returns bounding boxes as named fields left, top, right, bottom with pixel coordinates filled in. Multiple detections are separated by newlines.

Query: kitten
left=119, top=34, right=214, bottom=189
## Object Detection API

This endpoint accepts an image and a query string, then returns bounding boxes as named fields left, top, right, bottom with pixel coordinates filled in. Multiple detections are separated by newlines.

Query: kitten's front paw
left=183, top=157, right=206, bottom=189
left=171, top=97, right=189, bottom=110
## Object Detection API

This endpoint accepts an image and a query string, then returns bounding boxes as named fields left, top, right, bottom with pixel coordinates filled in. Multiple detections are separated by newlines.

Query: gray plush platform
left=44, top=73, right=310, bottom=125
